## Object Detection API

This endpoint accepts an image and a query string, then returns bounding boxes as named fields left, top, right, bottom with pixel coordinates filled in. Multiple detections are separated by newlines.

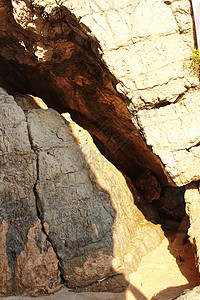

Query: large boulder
left=0, top=89, right=60, bottom=296
left=0, top=88, right=164, bottom=296
left=136, top=91, right=200, bottom=186
left=25, top=105, right=164, bottom=291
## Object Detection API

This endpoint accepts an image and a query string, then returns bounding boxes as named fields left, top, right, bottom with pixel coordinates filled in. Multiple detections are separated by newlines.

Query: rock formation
left=0, top=0, right=198, bottom=186
left=0, top=89, right=60, bottom=296
left=1, top=0, right=200, bottom=298
left=173, top=285, right=200, bottom=299
left=185, top=182, right=200, bottom=273
left=0, top=89, right=164, bottom=296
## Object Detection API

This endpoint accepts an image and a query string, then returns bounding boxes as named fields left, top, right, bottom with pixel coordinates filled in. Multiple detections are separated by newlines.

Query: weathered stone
left=134, top=169, right=161, bottom=203
left=0, top=220, right=11, bottom=296
left=62, top=0, right=198, bottom=105
left=136, top=91, right=200, bottom=186
left=16, top=220, right=61, bottom=296
left=185, top=182, right=200, bottom=272
left=1, top=0, right=196, bottom=186
left=0, top=88, right=60, bottom=296
left=24, top=107, right=164, bottom=290
left=173, top=285, right=200, bottom=299
left=152, top=186, right=185, bottom=221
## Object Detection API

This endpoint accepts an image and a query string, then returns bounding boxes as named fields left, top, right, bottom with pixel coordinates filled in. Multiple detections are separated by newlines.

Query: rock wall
left=0, top=89, right=60, bottom=296
left=1, top=0, right=200, bottom=297
left=0, top=88, right=164, bottom=296
left=185, top=182, right=200, bottom=273
left=0, top=0, right=199, bottom=186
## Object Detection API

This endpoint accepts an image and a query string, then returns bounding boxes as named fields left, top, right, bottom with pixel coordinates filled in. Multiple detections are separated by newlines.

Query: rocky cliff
left=0, top=0, right=200, bottom=298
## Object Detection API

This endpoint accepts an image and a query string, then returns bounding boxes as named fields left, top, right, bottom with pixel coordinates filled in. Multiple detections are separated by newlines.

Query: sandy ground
left=2, top=218, right=199, bottom=300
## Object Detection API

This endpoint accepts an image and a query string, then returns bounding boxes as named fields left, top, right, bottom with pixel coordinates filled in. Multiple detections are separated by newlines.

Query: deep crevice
left=24, top=112, right=67, bottom=287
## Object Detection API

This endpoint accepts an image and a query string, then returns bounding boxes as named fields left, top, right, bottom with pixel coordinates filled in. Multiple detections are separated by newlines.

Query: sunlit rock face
left=62, top=0, right=197, bottom=106
left=137, top=91, right=200, bottom=186
left=1, top=0, right=197, bottom=186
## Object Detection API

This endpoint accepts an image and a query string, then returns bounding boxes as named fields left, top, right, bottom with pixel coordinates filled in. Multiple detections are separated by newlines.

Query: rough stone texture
left=136, top=91, right=200, bottom=186
left=16, top=220, right=61, bottom=296
left=23, top=106, right=164, bottom=290
left=185, top=182, right=200, bottom=273
left=152, top=186, right=185, bottom=221
left=0, top=88, right=61, bottom=296
left=173, top=285, right=200, bottom=299
left=0, top=220, right=11, bottom=295
left=62, top=0, right=198, bottom=106
left=1, top=0, right=197, bottom=186
left=134, top=169, right=161, bottom=203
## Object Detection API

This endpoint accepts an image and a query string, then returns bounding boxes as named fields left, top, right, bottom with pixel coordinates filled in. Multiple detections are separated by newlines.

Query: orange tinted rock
left=0, top=220, right=11, bottom=296
left=16, top=220, right=61, bottom=296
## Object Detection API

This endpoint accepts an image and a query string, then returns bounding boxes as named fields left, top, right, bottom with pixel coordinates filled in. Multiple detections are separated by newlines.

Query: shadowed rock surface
left=185, top=182, right=200, bottom=273
left=0, top=89, right=60, bottom=296
left=0, top=89, right=164, bottom=295
left=1, top=0, right=200, bottom=298
left=26, top=105, right=164, bottom=291
left=173, top=285, right=200, bottom=299
left=152, top=186, right=185, bottom=222
left=0, top=0, right=180, bottom=186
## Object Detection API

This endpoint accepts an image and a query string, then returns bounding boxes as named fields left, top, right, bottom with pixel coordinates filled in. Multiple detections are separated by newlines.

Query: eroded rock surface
left=185, top=182, right=200, bottom=272
left=152, top=186, right=185, bottom=222
left=0, top=88, right=165, bottom=296
left=25, top=106, right=164, bottom=290
left=1, top=0, right=196, bottom=186
left=0, top=88, right=61, bottom=296
left=63, top=0, right=197, bottom=106
left=174, top=285, right=200, bottom=299
left=137, top=91, right=200, bottom=186
left=0, top=0, right=200, bottom=296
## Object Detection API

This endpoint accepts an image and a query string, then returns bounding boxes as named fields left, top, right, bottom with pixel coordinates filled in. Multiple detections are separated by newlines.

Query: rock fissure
left=24, top=111, right=66, bottom=287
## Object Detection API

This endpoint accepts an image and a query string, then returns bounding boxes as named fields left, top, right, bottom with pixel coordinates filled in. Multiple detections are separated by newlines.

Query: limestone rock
left=185, top=182, right=200, bottom=272
left=62, top=0, right=198, bottom=105
left=0, top=88, right=60, bottom=296
left=136, top=91, right=200, bottom=186
left=24, top=106, right=164, bottom=290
